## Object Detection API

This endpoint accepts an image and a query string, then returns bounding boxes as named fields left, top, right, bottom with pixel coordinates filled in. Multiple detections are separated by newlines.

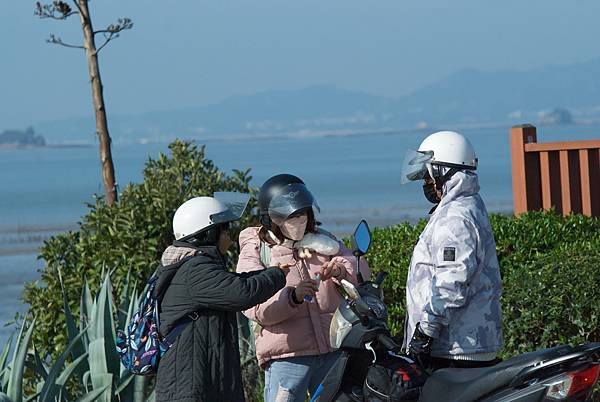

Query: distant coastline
left=0, top=127, right=45, bottom=147
left=45, top=143, right=92, bottom=148
left=0, top=127, right=91, bottom=149
left=0, top=143, right=92, bottom=150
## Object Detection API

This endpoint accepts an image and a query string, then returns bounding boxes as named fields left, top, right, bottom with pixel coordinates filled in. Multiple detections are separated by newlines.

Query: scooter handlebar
left=377, top=333, right=401, bottom=353
left=374, top=272, right=388, bottom=287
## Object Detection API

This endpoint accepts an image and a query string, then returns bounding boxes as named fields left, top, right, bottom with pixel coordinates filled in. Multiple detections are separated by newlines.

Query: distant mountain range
left=34, top=57, right=600, bottom=144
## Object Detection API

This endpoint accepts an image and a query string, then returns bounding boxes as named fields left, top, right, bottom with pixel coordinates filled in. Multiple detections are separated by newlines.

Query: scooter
left=311, top=220, right=600, bottom=402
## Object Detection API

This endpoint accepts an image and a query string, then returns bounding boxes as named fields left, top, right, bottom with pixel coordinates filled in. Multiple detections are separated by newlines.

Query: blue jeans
left=264, top=351, right=341, bottom=402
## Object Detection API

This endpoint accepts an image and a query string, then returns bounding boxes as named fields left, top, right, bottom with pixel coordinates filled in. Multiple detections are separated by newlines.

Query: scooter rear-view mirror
left=351, top=220, right=372, bottom=284
left=351, top=220, right=372, bottom=256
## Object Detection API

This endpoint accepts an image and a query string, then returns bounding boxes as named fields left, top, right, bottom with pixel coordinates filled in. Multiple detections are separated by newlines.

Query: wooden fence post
left=510, top=124, right=542, bottom=215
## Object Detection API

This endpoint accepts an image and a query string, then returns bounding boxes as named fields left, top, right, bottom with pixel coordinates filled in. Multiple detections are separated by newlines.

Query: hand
left=408, top=323, right=434, bottom=367
left=320, top=258, right=344, bottom=280
left=275, top=262, right=293, bottom=276
left=294, top=279, right=320, bottom=301
left=298, top=247, right=314, bottom=259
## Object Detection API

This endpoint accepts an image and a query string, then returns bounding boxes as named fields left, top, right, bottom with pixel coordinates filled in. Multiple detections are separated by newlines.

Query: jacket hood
left=160, top=244, right=197, bottom=266
left=437, top=171, right=480, bottom=211
left=155, top=243, right=223, bottom=299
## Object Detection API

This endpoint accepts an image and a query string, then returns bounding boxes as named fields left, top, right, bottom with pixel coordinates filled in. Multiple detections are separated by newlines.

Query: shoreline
left=5, top=120, right=598, bottom=148
left=0, top=247, right=40, bottom=257
left=0, top=223, right=78, bottom=235
left=0, top=223, right=78, bottom=257
left=0, top=143, right=92, bottom=150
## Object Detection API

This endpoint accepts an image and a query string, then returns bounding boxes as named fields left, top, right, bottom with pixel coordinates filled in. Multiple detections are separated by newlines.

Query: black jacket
left=155, top=245, right=286, bottom=402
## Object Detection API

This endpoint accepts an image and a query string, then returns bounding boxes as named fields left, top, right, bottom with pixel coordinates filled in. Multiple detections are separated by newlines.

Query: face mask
left=422, top=181, right=441, bottom=204
left=217, top=229, right=232, bottom=255
left=280, top=214, right=308, bottom=241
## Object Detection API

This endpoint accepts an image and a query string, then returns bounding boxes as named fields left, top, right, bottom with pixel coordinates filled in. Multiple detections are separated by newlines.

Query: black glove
left=408, top=323, right=434, bottom=366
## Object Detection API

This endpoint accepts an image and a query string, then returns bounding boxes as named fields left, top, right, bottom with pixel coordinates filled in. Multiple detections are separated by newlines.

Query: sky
left=2, top=0, right=600, bottom=130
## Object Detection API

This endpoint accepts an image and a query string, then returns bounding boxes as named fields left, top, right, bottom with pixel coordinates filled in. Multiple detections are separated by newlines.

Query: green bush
left=23, top=140, right=258, bottom=359
left=490, top=212, right=600, bottom=356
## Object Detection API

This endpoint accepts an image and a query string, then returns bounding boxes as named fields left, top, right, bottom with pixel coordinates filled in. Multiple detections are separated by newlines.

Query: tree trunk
left=78, top=0, right=118, bottom=206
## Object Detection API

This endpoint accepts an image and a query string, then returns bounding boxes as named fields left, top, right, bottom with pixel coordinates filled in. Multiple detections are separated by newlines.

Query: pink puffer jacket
left=236, top=227, right=370, bottom=368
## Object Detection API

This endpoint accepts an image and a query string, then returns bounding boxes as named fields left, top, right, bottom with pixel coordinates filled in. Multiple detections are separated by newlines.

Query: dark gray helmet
left=258, top=174, right=320, bottom=228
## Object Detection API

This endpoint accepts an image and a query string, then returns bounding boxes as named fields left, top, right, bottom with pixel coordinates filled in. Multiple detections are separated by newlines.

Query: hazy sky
left=2, top=0, right=600, bottom=129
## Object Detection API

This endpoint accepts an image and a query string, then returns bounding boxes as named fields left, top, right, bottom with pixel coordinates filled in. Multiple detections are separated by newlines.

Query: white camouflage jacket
left=402, top=171, right=504, bottom=358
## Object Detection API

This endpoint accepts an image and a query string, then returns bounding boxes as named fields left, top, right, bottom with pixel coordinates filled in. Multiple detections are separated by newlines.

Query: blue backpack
left=116, top=259, right=196, bottom=375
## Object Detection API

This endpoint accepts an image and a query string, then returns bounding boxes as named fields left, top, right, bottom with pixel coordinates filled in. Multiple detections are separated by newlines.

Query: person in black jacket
left=156, top=193, right=290, bottom=402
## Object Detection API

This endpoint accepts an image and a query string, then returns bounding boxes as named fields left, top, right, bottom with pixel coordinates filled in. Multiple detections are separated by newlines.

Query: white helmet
left=402, top=131, right=477, bottom=183
left=172, top=192, right=250, bottom=240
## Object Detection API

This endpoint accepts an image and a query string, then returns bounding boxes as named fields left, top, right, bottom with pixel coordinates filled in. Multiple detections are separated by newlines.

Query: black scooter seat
left=419, top=345, right=573, bottom=402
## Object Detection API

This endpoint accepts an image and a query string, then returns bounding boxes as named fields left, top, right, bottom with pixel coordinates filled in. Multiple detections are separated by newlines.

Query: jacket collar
left=171, top=241, right=224, bottom=262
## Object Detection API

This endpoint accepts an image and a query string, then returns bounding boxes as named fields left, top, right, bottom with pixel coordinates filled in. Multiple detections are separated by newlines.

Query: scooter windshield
left=210, top=192, right=251, bottom=224
left=400, top=149, right=434, bottom=184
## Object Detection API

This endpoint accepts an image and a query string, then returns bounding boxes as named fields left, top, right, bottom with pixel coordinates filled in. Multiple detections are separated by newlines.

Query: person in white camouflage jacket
left=400, top=131, right=504, bottom=370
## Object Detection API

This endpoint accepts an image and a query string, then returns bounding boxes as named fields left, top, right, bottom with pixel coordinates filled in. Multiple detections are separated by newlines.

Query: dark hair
left=259, top=208, right=317, bottom=244
left=183, top=223, right=229, bottom=247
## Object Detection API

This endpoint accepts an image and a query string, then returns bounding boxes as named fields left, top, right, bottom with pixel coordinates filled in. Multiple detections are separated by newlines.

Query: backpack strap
left=251, top=241, right=272, bottom=339
left=163, top=312, right=199, bottom=345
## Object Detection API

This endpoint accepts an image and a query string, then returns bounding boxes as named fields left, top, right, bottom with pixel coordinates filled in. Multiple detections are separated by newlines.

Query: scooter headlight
left=329, top=308, right=353, bottom=349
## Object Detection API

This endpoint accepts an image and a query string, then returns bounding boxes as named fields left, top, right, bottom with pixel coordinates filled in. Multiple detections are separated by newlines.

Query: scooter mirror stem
left=374, top=272, right=387, bottom=287
left=355, top=254, right=364, bottom=284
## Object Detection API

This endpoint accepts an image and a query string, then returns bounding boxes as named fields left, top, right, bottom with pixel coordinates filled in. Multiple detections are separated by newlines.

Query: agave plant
left=0, top=317, right=36, bottom=402
left=0, top=272, right=154, bottom=402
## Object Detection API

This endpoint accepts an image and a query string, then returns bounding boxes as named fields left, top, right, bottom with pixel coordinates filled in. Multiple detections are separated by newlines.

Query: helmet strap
left=424, top=166, right=460, bottom=213
left=260, top=214, right=272, bottom=230
left=432, top=166, right=460, bottom=192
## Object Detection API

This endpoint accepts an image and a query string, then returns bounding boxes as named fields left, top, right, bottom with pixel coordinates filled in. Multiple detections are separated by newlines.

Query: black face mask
left=422, top=181, right=441, bottom=204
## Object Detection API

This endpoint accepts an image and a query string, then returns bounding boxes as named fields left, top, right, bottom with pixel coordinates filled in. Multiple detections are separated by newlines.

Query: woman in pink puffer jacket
left=236, top=174, right=369, bottom=402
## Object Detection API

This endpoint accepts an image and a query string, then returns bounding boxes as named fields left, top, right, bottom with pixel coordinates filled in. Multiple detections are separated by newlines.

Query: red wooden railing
left=510, top=124, right=600, bottom=216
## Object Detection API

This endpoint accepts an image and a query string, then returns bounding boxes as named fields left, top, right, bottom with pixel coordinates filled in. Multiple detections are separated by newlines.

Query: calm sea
left=0, top=124, right=598, bottom=344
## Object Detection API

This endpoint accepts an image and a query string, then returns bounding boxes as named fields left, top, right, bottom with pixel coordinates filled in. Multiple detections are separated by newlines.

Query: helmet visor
left=268, top=183, right=320, bottom=225
left=210, top=192, right=251, bottom=224
left=400, top=149, right=434, bottom=184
